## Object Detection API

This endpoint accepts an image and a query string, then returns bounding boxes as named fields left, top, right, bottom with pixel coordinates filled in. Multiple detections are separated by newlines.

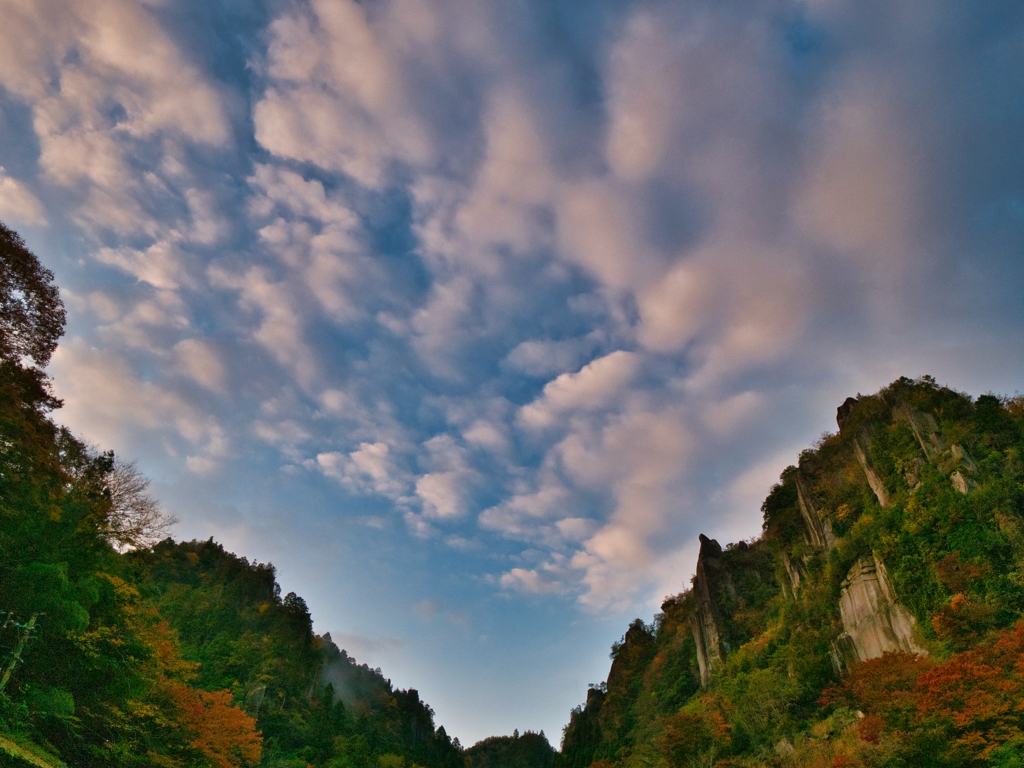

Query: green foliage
left=560, top=376, right=1024, bottom=768
left=0, top=224, right=65, bottom=371
left=0, top=223, right=459, bottom=768
left=127, top=539, right=464, bottom=768
left=466, top=729, right=555, bottom=768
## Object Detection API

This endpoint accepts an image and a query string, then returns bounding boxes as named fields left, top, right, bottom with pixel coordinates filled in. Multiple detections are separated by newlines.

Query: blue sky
left=2, top=0, right=1024, bottom=746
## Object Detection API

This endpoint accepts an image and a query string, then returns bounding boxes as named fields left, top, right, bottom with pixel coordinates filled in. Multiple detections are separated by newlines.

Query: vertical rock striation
left=835, top=554, right=923, bottom=663
left=795, top=472, right=835, bottom=550
left=689, top=534, right=724, bottom=686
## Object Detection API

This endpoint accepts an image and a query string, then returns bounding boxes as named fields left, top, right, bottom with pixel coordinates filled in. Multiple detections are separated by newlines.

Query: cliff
left=558, top=377, right=1024, bottom=768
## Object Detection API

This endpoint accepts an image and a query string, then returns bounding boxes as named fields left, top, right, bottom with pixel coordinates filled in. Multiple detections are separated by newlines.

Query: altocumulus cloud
left=2, top=0, right=1024, bottom=630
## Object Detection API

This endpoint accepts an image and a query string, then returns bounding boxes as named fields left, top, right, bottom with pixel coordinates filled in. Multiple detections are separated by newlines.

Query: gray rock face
left=836, top=554, right=923, bottom=663
left=893, top=403, right=978, bottom=494
left=795, top=472, right=835, bottom=550
left=851, top=430, right=889, bottom=507
left=689, top=534, right=724, bottom=686
left=779, top=551, right=802, bottom=596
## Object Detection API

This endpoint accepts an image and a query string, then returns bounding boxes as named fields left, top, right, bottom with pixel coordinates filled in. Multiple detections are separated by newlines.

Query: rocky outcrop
left=795, top=472, right=835, bottom=550
left=851, top=429, right=890, bottom=507
left=835, top=397, right=891, bottom=507
left=779, top=551, right=803, bottom=596
left=689, top=535, right=725, bottom=686
left=893, top=402, right=979, bottom=495
left=835, top=554, right=923, bottom=664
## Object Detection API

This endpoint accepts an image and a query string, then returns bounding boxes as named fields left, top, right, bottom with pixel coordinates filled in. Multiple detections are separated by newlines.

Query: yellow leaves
left=138, top=619, right=199, bottom=681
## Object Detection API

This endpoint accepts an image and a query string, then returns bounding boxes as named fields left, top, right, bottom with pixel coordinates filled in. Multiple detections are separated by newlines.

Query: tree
left=167, top=683, right=262, bottom=768
left=103, top=459, right=177, bottom=550
left=0, top=223, right=65, bottom=370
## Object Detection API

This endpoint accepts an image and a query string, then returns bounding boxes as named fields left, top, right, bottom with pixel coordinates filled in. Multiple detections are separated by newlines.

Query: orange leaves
left=856, top=715, right=884, bottom=745
left=820, top=651, right=930, bottom=720
left=167, top=681, right=262, bottom=768
left=827, top=620, right=1024, bottom=764
left=913, top=621, right=1024, bottom=758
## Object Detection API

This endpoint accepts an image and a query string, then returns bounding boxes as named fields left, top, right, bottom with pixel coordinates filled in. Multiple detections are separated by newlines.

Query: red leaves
left=827, top=620, right=1024, bottom=763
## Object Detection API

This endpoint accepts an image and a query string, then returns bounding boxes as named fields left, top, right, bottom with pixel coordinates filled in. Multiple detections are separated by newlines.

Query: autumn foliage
left=823, top=620, right=1024, bottom=765
left=167, top=683, right=262, bottom=768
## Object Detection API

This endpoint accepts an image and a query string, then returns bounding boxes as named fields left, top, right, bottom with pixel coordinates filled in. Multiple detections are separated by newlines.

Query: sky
left=1, top=0, right=1024, bottom=747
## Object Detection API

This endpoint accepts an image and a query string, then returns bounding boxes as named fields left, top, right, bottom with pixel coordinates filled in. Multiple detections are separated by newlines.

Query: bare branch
left=103, top=459, right=177, bottom=550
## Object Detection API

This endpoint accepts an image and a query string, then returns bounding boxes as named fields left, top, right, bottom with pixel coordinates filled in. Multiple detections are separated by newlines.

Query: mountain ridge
left=556, top=376, right=1024, bottom=768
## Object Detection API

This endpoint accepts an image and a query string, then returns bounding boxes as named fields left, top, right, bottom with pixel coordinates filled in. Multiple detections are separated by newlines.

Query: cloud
left=4, top=0, right=1023, bottom=630
left=318, top=442, right=412, bottom=499
left=0, top=0, right=228, bottom=195
left=254, top=0, right=430, bottom=187
left=209, top=265, right=319, bottom=388
left=50, top=339, right=229, bottom=471
left=519, top=351, right=640, bottom=430
left=503, top=335, right=602, bottom=378
left=174, top=338, right=227, bottom=393
left=0, top=167, right=46, bottom=224
left=499, top=555, right=575, bottom=596
left=96, top=241, right=192, bottom=291
left=414, top=434, right=480, bottom=519
left=558, top=404, right=693, bottom=610
left=479, top=480, right=572, bottom=541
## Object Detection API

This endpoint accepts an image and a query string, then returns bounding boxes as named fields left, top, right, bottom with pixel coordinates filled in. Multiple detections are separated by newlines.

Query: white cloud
left=209, top=265, right=318, bottom=388
left=50, top=339, right=229, bottom=468
left=519, top=351, right=640, bottom=430
left=416, top=471, right=472, bottom=519
left=414, top=434, right=479, bottom=519
left=174, top=338, right=227, bottom=393
left=555, top=181, right=654, bottom=290
left=603, top=12, right=678, bottom=182
left=794, top=80, right=915, bottom=259
left=96, top=241, right=191, bottom=291
left=499, top=555, right=575, bottom=596
left=318, top=442, right=412, bottom=499
left=479, top=480, right=570, bottom=539
left=254, top=0, right=430, bottom=187
left=0, top=167, right=46, bottom=224
left=449, top=89, right=555, bottom=255
left=250, top=164, right=360, bottom=226
left=0, top=0, right=228, bottom=188
left=637, top=260, right=717, bottom=353
left=461, top=419, right=509, bottom=454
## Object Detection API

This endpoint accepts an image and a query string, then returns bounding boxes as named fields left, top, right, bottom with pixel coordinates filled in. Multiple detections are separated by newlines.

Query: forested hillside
left=0, top=224, right=464, bottom=768
left=465, top=730, right=555, bottom=768
left=558, top=377, right=1024, bottom=768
